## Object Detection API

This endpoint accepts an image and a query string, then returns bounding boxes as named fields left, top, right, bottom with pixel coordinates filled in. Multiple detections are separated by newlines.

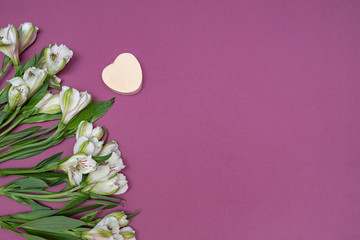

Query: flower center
left=50, top=53, right=57, bottom=61
left=27, top=71, right=35, bottom=78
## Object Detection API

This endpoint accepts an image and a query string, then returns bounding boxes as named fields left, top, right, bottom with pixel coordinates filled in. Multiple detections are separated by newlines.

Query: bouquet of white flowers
left=0, top=23, right=138, bottom=240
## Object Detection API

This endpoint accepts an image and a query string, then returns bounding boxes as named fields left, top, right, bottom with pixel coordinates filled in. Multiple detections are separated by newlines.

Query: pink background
left=1, top=0, right=360, bottom=239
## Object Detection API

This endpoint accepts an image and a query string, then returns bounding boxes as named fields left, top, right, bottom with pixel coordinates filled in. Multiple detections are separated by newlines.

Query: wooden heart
left=102, top=53, right=142, bottom=95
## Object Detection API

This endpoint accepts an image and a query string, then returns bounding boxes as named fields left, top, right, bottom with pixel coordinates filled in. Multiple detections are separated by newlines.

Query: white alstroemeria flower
left=60, top=86, right=92, bottom=124
left=88, top=173, right=128, bottom=195
left=35, top=92, right=61, bottom=114
left=44, top=44, right=73, bottom=75
left=18, top=22, right=38, bottom=53
left=74, top=136, right=104, bottom=155
left=96, top=216, right=120, bottom=235
left=84, top=226, right=113, bottom=240
left=59, top=153, right=97, bottom=185
left=76, top=121, right=104, bottom=140
left=118, top=227, right=136, bottom=240
left=87, top=152, right=125, bottom=184
left=0, top=24, right=19, bottom=66
left=99, top=141, right=121, bottom=156
left=23, top=67, right=47, bottom=96
left=8, top=77, right=29, bottom=110
left=107, top=212, right=129, bottom=228
left=49, top=75, right=61, bottom=87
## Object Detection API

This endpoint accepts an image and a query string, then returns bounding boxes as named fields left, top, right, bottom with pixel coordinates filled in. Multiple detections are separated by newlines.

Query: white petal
left=114, top=174, right=128, bottom=195
left=87, top=165, right=111, bottom=183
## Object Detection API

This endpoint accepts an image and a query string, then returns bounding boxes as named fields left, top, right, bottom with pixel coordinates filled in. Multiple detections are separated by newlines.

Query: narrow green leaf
left=12, top=209, right=58, bottom=220
left=27, top=199, right=51, bottom=211
left=33, top=152, right=63, bottom=169
left=57, top=194, right=89, bottom=213
left=0, top=126, right=43, bottom=146
left=24, top=78, right=49, bottom=109
left=64, top=98, right=115, bottom=135
left=21, top=113, right=62, bottom=124
left=80, top=210, right=100, bottom=222
left=21, top=234, right=47, bottom=240
left=12, top=177, right=49, bottom=190
left=58, top=204, right=103, bottom=217
left=24, top=229, right=78, bottom=240
left=1, top=55, right=9, bottom=70
left=92, top=153, right=112, bottom=164
left=90, top=193, right=122, bottom=202
left=0, top=86, right=8, bottom=105
left=127, top=210, right=140, bottom=220
left=20, top=216, right=85, bottom=232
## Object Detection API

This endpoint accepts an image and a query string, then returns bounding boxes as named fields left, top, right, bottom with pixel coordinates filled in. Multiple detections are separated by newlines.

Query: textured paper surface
left=0, top=1, right=360, bottom=239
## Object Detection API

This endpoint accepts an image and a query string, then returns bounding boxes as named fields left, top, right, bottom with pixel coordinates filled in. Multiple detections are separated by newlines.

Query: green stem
left=7, top=121, right=59, bottom=148
left=0, top=166, right=56, bottom=176
left=0, top=114, right=26, bottom=139
left=0, top=83, right=10, bottom=96
left=0, top=61, right=12, bottom=79
left=12, top=185, right=82, bottom=200
left=0, top=107, right=20, bottom=130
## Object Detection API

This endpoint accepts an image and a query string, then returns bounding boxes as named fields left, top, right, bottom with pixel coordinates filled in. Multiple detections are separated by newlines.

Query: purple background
left=1, top=0, right=360, bottom=239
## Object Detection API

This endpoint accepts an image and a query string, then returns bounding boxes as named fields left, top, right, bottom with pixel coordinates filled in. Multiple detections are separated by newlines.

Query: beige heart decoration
left=102, top=53, right=143, bottom=95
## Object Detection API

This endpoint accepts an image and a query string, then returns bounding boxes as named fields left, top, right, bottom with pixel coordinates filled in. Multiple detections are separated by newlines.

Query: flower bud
left=84, top=227, right=113, bottom=240
left=44, top=44, right=73, bottom=75
left=8, top=77, right=29, bottom=110
left=88, top=173, right=128, bottom=195
left=50, top=75, right=61, bottom=87
left=0, top=24, right=19, bottom=66
left=92, top=126, right=104, bottom=140
left=99, top=141, right=121, bottom=156
left=76, top=121, right=104, bottom=140
left=74, top=136, right=104, bottom=155
left=35, top=92, right=61, bottom=114
left=86, top=152, right=124, bottom=184
left=60, top=86, right=92, bottom=124
left=107, top=212, right=129, bottom=228
left=119, top=227, right=136, bottom=240
left=23, top=67, right=47, bottom=96
left=18, top=22, right=38, bottom=53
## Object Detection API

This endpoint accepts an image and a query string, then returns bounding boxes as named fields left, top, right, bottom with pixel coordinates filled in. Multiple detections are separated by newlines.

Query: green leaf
left=0, top=126, right=43, bottom=147
left=24, top=78, right=49, bottom=109
left=12, top=209, right=58, bottom=220
left=90, top=193, right=122, bottom=202
left=33, top=152, right=63, bottom=169
left=92, top=199, right=119, bottom=207
left=21, top=113, right=62, bottom=124
left=58, top=204, right=103, bottom=217
left=0, top=86, right=8, bottom=105
left=57, top=194, right=89, bottom=213
left=15, top=46, right=47, bottom=77
left=19, top=172, right=66, bottom=187
left=0, top=108, right=10, bottom=125
left=21, top=234, right=47, bottom=240
left=92, top=153, right=112, bottom=164
left=102, top=126, right=109, bottom=143
left=13, top=177, right=49, bottom=190
left=1, top=55, right=9, bottom=70
left=127, top=210, right=140, bottom=220
left=80, top=210, right=100, bottom=222
left=12, top=149, right=47, bottom=160
left=20, top=216, right=85, bottom=232
left=64, top=98, right=115, bottom=135
left=27, top=199, right=51, bottom=211
left=6, top=194, right=29, bottom=205
left=24, top=229, right=78, bottom=240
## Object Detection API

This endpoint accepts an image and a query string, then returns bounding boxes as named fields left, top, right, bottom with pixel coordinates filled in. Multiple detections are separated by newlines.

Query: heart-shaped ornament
left=102, top=53, right=142, bottom=95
